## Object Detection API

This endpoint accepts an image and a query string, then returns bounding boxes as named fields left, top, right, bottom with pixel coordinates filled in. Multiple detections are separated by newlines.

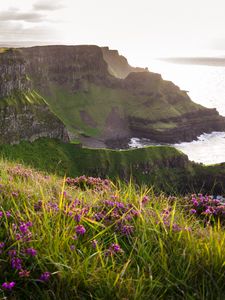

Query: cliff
left=0, top=49, right=69, bottom=144
left=1, top=45, right=225, bottom=148
left=101, top=46, right=147, bottom=78
left=0, top=48, right=31, bottom=97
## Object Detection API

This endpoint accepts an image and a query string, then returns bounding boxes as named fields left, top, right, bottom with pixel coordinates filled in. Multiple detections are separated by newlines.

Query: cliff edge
left=1, top=45, right=225, bottom=148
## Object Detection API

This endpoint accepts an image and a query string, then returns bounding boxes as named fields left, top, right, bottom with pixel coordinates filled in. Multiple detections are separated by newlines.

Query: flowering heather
left=8, top=250, right=17, bottom=257
left=2, top=281, right=15, bottom=290
left=25, top=248, right=37, bottom=257
left=188, top=194, right=225, bottom=224
left=40, top=272, right=51, bottom=282
left=6, top=211, right=11, bottom=218
left=142, top=195, right=150, bottom=205
left=75, top=225, right=86, bottom=235
left=11, top=257, right=22, bottom=270
left=110, top=243, right=122, bottom=253
left=0, top=161, right=225, bottom=299
left=7, top=164, right=46, bottom=183
left=66, top=176, right=111, bottom=191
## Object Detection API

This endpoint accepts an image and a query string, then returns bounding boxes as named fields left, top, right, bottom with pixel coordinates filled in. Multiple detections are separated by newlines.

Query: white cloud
left=0, top=9, right=44, bottom=23
left=33, top=1, right=64, bottom=11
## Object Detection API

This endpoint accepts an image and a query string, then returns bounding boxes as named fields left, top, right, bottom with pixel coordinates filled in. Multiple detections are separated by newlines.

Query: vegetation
left=0, top=48, right=9, bottom=54
left=0, top=91, right=45, bottom=109
left=42, top=83, right=203, bottom=139
left=0, top=138, right=193, bottom=194
left=0, top=159, right=224, bottom=299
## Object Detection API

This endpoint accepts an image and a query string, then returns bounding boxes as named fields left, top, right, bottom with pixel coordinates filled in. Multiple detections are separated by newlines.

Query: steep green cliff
left=1, top=45, right=225, bottom=147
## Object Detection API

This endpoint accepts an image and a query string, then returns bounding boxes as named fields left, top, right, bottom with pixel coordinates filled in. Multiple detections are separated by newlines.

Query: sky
left=1, top=0, right=225, bottom=66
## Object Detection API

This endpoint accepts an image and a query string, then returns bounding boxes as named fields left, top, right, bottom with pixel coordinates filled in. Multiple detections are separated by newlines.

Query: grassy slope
left=1, top=138, right=225, bottom=195
left=0, top=48, right=8, bottom=54
left=0, top=90, right=46, bottom=108
left=42, top=83, right=202, bottom=139
left=0, top=159, right=224, bottom=299
left=0, top=138, right=191, bottom=194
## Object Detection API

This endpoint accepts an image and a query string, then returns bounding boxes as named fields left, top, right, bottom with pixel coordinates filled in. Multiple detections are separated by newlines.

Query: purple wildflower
left=12, top=191, right=18, bottom=197
left=6, top=211, right=11, bottom=218
left=15, top=233, right=22, bottom=240
left=19, top=223, right=29, bottom=234
left=190, top=209, right=197, bottom=214
left=8, top=250, right=17, bottom=257
left=74, top=214, right=81, bottom=222
left=110, top=243, right=122, bottom=253
left=34, top=200, right=42, bottom=211
left=72, top=234, right=78, bottom=240
left=172, top=223, right=182, bottom=232
left=75, top=225, right=86, bottom=235
left=11, top=257, right=22, bottom=270
left=40, top=272, right=51, bottom=282
left=115, top=202, right=125, bottom=209
left=142, top=195, right=149, bottom=205
left=26, top=248, right=37, bottom=256
left=91, top=239, right=98, bottom=249
left=2, top=281, right=15, bottom=290
left=120, top=225, right=134, bottom=236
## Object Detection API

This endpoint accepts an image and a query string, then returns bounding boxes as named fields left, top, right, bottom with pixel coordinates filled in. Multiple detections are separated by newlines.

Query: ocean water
left=129, top=58, right=225, bottom=165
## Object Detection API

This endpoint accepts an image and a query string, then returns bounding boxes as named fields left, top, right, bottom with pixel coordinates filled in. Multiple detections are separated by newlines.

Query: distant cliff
left=1, top=45, right=225, bottom=148
left=102, top=46, right=148, bottom=78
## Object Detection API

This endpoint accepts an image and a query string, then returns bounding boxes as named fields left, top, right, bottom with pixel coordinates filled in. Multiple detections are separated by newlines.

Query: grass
left=0, top=48, right=9, bottom=54
left=41, top=83, right=203, bottom=139
left=1, top=138, right=225, bottom=195
left=0, top=159, right=224, bottom=299
left=0, top=138, right=192, bottom=194
left=0, top=90, right=45, bottom=109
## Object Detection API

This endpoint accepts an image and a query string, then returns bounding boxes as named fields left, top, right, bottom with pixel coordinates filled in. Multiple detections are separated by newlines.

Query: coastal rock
left=0, top=48, right=69, bottom=144
left=0, top=102, right=69, bottom=144
left=1, top=45, right=225, bottom=148
left=0, top=49, right=31, bottom=97
left=102, top=46, right=148, bottom=78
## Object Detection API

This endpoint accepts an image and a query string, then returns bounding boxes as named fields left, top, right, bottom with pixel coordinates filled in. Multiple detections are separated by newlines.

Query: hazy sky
left=1, top=0, right=225, bottom=66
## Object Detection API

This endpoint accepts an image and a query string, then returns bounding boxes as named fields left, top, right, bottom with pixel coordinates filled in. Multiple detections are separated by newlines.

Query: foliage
left=0, top=160, right=224, bottom=299
left=0, top=138, right=191, bottom=194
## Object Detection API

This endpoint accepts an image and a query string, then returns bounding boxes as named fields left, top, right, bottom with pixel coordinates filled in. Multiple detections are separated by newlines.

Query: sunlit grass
left=0, top=159, right=224, bottom=299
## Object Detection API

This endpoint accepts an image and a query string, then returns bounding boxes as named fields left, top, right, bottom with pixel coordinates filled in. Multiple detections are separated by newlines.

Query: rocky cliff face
left=0, top=49, right=69, bottom=144
left=102, top=46, right=147, bottom=78
left=22, top=45, right=109, bottom=90
left=0, top=49, right=31, bottom=97
left=1, top=45, right=225, bottom=148
left=120, top=72, right=225, bottom=144
left=0, top=103, right=69, bottom=144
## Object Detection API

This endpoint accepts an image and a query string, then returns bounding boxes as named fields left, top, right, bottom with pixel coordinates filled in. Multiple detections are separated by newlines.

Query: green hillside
left=0, top=138, right=189, bottom=192
left=0, top=138, right=225, bottom=195
left=42, top=82, right=203, bottom=140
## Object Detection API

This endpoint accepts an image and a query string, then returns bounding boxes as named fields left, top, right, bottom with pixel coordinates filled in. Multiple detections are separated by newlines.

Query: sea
left=128, top=56, right=225, bottom=165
